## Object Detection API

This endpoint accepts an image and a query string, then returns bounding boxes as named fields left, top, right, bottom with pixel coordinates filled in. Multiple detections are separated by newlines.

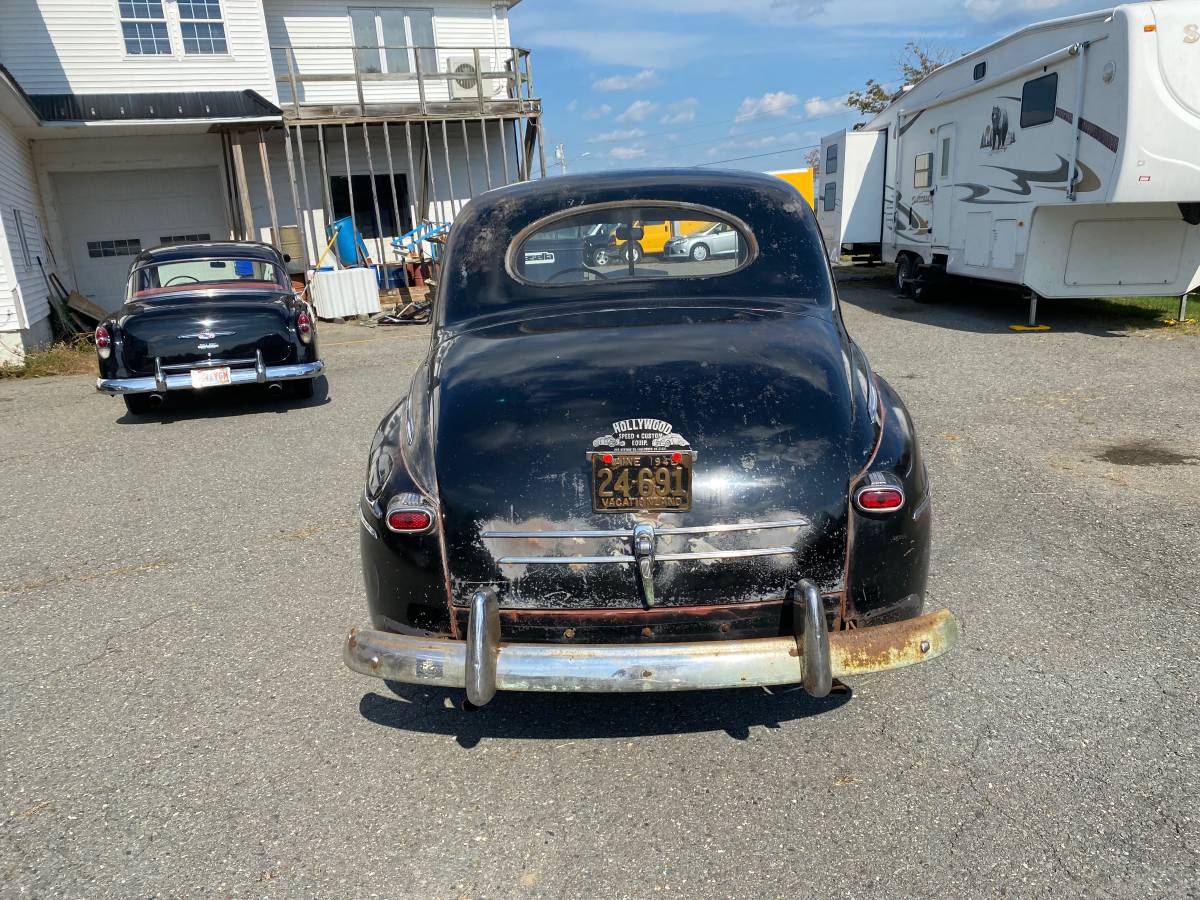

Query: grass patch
left=0, top=337, right=97, bottom=379
left=1055, top=295, right=1198, bottom=333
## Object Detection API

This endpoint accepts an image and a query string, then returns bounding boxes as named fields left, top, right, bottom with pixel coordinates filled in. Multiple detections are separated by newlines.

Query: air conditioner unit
left=447, top=55, right=504, bottom=100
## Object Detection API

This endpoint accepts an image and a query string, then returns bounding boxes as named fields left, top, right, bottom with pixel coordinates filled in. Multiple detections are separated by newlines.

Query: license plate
left=591, top=452, right=693, bottom=512
left=190, top=366, right=232, bottom=388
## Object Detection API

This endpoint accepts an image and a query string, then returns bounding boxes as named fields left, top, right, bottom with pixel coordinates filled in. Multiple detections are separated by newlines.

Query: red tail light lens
left=386, top=509, right=433, bottom=533
left=854, top=486, right=905, bottom=513
left=95, top=324, right=112, bottom=359
left=297, top=311, right=312, bottom=344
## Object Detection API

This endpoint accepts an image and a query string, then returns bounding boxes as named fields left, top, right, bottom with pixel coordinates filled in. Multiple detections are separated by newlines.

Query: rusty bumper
left=343, top=603, right=959, bottom=705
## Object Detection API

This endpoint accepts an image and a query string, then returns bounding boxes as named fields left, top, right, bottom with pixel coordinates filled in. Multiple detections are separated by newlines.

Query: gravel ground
left=1, top=277, right=1197, bottom=898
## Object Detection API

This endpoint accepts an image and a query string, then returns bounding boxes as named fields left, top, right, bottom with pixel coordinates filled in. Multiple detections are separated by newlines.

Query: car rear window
left=131, top=258, right=288, bottom=296
left=510, top=203, right=755, bottom=286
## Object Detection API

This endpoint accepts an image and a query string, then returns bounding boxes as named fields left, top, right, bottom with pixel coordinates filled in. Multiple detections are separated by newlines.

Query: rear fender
left=362, top=398, right=451, bottom=635
left=844, top=376, right=932, bottom=625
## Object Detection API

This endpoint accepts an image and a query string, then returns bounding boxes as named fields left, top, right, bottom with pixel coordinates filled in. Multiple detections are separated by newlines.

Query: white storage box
left=310, top=267, right=380, bottom=319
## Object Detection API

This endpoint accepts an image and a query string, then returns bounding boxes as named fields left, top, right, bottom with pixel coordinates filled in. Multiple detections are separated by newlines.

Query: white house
left=0, top=0, right=541, bottom=363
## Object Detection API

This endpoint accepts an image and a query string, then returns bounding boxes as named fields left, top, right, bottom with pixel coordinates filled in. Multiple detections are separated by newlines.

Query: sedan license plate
left=190, top=366, right=232, bottom=389
left=591, top=452, right=692, bottom=512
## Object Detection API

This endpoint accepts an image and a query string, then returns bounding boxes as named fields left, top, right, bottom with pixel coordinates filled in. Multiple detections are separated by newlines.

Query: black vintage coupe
left=346, top=170, right=958, bottom=707
left=95, top=241, right=323, bottom=414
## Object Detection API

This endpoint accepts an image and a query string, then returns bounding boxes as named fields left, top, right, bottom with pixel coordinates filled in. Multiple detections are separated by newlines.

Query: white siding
left=265, top=1, right=512, bottom=107
left=0, top=0, right=277, bottom=100
left=0, top=111, right=50, bottom=336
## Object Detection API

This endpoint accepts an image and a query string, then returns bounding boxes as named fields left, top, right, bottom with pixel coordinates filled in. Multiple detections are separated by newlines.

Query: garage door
left=55, top=167, right=229, bottom=312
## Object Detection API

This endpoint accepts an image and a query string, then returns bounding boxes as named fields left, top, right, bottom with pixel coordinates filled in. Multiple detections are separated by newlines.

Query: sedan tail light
left=854, top=480, right=905, bottom=514
left=385, top=493, right=436, bottom=534
left=95, top=324, right=112, bottom=360
left=297, top=310, right=313, bottom=344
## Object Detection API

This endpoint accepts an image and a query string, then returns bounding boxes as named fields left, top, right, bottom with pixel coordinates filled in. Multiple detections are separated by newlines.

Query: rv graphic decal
left=958, top=154, right=1101, bottom=205
left=892, top=190, right=932, bottom=243
left=980, top=105, right=1017, bottom=152
left=1052, top=108, right=1120, bottom=152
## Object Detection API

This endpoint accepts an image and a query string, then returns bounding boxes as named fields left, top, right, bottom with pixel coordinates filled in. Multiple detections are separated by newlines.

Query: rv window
left=913, top=152, right=933, bottom=189
left=973, top=61, right=987, bottom=81
left=825, top=144, right=838, bottom=176
left=823, top=181, right=836, bottom=212
left=939, top=138, right=951, bottom=178
left=1021, top=72, right=1058, bottom=128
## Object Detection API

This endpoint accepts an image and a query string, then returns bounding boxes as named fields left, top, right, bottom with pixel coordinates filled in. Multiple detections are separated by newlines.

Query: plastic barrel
left=327, top=217, right=370, bottom=267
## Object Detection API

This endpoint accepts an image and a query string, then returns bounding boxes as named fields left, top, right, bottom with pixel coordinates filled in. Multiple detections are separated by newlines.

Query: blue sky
left=509, top=0, right=1104, bottom=174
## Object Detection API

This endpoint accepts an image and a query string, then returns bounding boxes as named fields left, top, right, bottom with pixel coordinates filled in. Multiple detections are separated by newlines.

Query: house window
left=179, top=0, right=227, bottom=54
left=1021, top=72, right=1058, bottom=128
left=349, top=7, right=436, bottom=76
left=822, top=181, right=836, bottom=212
left=330, top=174, right=412, bottom=239
left=160, top=233, right=212, bottom=244
left=914, top=152, right=933, bottom=189
left=12, top=209, right=33, bottom=268
left=120, top=1, right=171, bottom=55
left=825, top=143, right=838, bottom=176
left=973, top=61, right=987, bottom=81
left=87, top=238, right=142, bottom=258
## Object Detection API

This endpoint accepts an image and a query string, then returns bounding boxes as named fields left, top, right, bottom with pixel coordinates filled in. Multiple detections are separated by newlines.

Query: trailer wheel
left=895, top=255, right=916, bottom=298
left=913, top=266, right=945, bottom=303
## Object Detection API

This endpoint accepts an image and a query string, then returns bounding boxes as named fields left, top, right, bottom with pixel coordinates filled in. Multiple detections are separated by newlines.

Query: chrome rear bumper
left=97, top=354, right=322, bottom=395
left=343, top=587, right=959, bottom=706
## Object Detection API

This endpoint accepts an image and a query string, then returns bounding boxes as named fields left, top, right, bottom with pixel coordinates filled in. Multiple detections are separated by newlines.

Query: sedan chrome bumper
left=343, top=587, right=959, bottom=707
left=97, top=356, right=323, bottom=395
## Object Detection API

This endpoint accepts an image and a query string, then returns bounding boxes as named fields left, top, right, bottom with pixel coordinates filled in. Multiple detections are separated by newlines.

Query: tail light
left=95, top=324, right=112, bottom=360
left=854, top=479, right=905, bottom=514
left=385, top=493, right=436, bottom=534
left=297, top=310, right=313, bottom=344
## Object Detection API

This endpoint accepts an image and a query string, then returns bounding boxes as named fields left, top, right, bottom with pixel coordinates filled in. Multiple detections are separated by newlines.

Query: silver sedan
left=663, top=222, right=740, bottom=262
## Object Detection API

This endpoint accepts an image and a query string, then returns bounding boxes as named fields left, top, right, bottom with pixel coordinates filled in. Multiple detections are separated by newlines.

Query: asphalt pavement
left=1, top=275, right=1197, bottom=897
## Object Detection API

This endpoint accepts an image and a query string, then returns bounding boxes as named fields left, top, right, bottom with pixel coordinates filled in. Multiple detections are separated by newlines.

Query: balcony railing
left=271, top=44, right=539, bottom=119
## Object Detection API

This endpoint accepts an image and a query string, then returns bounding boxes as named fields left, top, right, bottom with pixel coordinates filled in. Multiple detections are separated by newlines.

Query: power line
left=695, top=142, right=820, bottom=167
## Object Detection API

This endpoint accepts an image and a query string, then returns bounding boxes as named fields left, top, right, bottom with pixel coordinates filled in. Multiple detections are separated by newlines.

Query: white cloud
left=588, top=128, right=646, bottom=143
left=582, top=104, right=613, bottom=120
left=735, top=91, right=799, bottom=122
left=610, top=146, right=647, bottom=160
left=592, top=69, right=659, bottom=92
left=660, top=98, right=699, bottom=125
left=518, top=29, right=706, bottom=67
left=616, top=100, right=659, bottom=123
left=803, top=94, right=847, bottom=117
left=963, top=0, right=1070, bottom=21
left=565, top=98, right=578, bottom=113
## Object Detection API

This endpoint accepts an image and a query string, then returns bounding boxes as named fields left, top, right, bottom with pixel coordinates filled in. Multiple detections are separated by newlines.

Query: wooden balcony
left=271, top=43, right=540, bottom=122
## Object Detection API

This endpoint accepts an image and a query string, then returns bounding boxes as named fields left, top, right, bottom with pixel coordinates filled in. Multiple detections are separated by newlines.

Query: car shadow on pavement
left=358, top=682, right=852, bottom=748
left=838, top=268, right=1177, bottom=337
left=112, top=376, right=331, bottom=424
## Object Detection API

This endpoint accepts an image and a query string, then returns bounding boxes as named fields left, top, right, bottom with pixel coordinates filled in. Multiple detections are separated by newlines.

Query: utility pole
left=553, top=143, right=567, bottom=175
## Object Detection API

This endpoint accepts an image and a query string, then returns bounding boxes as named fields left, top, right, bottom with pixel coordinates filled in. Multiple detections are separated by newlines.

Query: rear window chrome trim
left=505, top=199, right=759, bottom=289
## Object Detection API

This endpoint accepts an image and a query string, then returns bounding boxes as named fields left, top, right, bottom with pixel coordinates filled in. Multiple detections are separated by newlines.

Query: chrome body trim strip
left=483, top=518, right=808, bottom=540
left=161, top=356, right=257, bottom=372
left=497, top=546, right=798, bottom=566
left=96, top=360, right=324, bottom=395
left=357, top=505, right=378, bottom=540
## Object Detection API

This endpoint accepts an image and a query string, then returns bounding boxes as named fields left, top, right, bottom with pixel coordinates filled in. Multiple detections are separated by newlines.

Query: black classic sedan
left=345, top=170, right=958, bottom=707
left=95, top=241, right=323, bottom=414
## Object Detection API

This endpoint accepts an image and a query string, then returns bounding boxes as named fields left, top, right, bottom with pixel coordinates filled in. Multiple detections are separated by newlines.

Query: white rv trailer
left=818, top=2, right=1200, bottom=322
